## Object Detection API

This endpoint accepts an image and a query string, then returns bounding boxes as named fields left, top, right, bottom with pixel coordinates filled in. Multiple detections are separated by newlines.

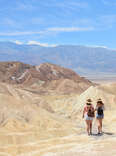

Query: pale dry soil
left=0, top=111, right=115, bottom=156
left=0, top=83, right=116, bottom=156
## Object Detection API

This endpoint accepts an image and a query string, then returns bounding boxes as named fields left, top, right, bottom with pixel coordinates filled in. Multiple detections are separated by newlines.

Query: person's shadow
left=103, top=132, right=114, bottom=135
left=92, top=132, right=114, bottom=136
left=92, top=133, right=103, bottom=136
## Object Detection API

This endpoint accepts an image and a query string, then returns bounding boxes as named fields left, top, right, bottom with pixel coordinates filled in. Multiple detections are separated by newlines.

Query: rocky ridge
left=0, top=62, right=93, bottom=94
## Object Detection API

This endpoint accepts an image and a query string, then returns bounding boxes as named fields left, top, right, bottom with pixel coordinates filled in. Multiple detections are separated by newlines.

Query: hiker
left=82, top=99, right=95, bottom=135
left=95, top=99, right=105, bottom=134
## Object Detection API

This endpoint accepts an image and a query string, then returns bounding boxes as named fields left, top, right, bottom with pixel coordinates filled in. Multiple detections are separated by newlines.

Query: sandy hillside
left=0, top=82, right=115, bottom=156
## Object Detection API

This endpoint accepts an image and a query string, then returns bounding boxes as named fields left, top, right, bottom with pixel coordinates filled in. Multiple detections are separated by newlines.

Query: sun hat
left=86, top=99, right=92, bottom=102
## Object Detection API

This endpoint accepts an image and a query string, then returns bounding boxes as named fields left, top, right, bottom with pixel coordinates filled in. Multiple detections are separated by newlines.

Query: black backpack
left=97, top=107, right=103, bottom=115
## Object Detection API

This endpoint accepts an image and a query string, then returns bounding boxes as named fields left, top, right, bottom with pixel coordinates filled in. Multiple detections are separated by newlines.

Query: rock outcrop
left=0, top=62, right=93, bottom=94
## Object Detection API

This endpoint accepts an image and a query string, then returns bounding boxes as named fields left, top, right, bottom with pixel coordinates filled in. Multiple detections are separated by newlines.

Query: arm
left=94, top=106, right=97, bottom=112
left=94, top=108, right=97, bottom=112
left=82, top=107, right=86, bottom=118
left=102, top=104, right=105, bottom=110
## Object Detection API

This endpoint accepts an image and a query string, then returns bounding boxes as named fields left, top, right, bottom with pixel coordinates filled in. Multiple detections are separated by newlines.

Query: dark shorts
left=96, top=114, right=104, bottom=119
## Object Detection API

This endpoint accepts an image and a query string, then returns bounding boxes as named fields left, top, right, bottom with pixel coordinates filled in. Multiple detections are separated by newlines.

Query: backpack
left=87, top=107, right=94, bottom=117
left=97, top=107, right=103, bottom=115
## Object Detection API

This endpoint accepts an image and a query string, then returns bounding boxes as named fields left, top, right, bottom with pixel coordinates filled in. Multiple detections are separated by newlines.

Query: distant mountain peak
left=0, top=41, right=116, bottom=76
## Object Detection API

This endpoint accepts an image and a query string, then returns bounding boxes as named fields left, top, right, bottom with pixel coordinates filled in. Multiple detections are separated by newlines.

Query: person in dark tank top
left=95, top=99, right=105, bottom=134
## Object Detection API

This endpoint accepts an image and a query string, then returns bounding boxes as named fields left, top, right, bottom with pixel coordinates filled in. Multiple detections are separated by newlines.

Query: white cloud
left=27, top=41, right=57, bottom=47
left=48, top=27, right=94, bottom=32
left=0, top=31, right=43, bottom=36
left=85, top=45, right=108, bottom=49
left=13, top=40, right=23, bottom=45
left=85, top=45, right=116, bottom=51
left=0, top=26, right=94, bottom=37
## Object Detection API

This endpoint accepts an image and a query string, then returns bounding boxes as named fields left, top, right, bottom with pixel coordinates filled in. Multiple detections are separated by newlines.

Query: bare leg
left=85, top=120, right=90, bottom=135
left=97, top=119, right=102, bottom=133
left=90, top=120, right=93, bottom=134
left=99, top=119, right=103, bottom=133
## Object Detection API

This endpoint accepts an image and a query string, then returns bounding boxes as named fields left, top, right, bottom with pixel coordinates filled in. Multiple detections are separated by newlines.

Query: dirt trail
left=0, top=116, right=115, bottom=156
left=0, top=83, right=115, bottom=156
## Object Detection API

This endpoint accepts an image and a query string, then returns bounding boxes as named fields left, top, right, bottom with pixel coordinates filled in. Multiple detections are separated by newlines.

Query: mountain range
left=0, top=42, right=116, bottom=77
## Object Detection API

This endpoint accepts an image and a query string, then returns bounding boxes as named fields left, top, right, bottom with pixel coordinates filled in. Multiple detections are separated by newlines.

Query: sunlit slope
left=0, top=82, right=115, bottom=156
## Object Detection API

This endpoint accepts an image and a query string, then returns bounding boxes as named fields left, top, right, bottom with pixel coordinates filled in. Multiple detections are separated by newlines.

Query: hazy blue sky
left=0, top=0, right=116, bottom=48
